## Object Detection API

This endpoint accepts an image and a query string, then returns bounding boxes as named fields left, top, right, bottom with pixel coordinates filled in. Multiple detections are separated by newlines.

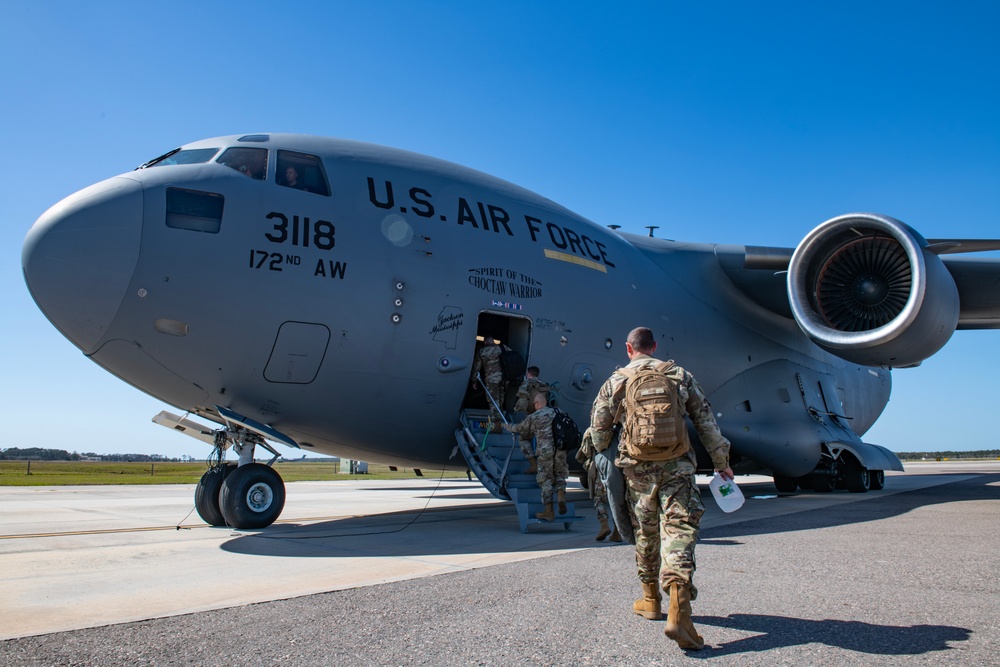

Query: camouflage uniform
left=590, top=353, right=730, bottom=595
left=591, top=476, right=610, bottom=522
left=576, top=428, right=609, bottom=522
left=471, top=342, right=505, bottom=421
left=506, top=406, right=567, bottom=506
left=514, top=377, right=551, bottom=458
left=513, top=377, right=551, bottom=413
left=517, top=433, right=535, bottom=460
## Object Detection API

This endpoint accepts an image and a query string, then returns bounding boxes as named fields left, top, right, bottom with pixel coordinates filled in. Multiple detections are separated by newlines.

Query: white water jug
left=709, top=473, right=744, bottom=512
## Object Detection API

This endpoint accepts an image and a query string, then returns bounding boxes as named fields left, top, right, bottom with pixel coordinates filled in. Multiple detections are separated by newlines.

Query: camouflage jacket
left=513, top=377, right=551, bottom=412
left=589, top=354, right=730, bottom=469
left=471, top=344, right=503, bottom=384
left=505, top=406, right=555, bottom=450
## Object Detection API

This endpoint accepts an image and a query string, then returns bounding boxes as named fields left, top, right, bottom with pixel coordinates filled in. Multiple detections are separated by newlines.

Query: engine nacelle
left=787, top=213, right=959, bottom=368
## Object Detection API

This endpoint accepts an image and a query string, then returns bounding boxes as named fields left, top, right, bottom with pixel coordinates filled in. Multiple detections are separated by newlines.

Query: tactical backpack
left=499, top=345, right=526, bottom=383
left=551, top=409, right=582, bottom=452
left=615, top=360, right=691, bottom=460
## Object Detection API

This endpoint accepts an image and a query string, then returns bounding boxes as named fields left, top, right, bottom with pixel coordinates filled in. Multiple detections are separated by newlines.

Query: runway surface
left=1, top=461, right=998, bottom=665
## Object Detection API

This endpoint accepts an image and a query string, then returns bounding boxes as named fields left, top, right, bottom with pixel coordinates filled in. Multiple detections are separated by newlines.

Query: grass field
left=0, top=460, right=468, bottom=486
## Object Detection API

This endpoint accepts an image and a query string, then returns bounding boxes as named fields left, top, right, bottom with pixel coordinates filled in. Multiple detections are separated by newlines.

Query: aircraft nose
left=22, top=177, right=143, bottom=354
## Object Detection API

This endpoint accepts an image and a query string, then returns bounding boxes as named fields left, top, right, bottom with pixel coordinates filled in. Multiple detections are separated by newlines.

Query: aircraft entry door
left=461, top=312, right=532, bottom=415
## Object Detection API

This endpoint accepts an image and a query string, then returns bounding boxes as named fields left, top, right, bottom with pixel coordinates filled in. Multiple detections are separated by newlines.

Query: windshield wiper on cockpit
left=136, top=148, right=182, bottom=170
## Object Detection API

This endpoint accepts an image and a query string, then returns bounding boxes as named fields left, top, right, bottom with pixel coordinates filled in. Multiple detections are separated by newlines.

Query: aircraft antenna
left=646, top=226, right=659, bottom=237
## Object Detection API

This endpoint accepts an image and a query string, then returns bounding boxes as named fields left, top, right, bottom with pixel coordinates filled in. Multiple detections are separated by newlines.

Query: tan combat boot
left=596, top=517, right=612, bottom=541
left=609, top=526, right=622, bottom=542
left=632, top=581, right=662, bottom=620
left=665, top=582, right=704, bottom=650
left=557, top=489, right=567, bottom=515
left=525, top=457, right=537, bottom=474
left=535, top=503, right=554, bottom=521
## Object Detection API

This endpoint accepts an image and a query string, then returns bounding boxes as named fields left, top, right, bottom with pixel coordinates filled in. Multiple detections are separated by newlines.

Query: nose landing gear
left=194, top=427, right=287, bottom=529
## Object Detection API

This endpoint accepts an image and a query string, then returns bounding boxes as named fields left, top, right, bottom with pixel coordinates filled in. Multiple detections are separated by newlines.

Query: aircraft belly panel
left=88, top=339, right=209, bottom=411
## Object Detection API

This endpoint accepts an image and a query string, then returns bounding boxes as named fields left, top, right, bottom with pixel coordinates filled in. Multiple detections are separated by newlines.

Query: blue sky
left=2, top=1, right=997, bottom=458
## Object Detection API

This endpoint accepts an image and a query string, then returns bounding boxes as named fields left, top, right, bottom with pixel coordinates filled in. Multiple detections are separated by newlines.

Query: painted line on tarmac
left=0, top=501, right=515, bottom=540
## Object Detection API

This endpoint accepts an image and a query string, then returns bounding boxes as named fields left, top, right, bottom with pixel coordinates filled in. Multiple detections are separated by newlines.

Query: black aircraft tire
left=220, top=463, right=286, bottom=529
left=773, top=475, right=797, bottom=493
left=869, top=469, right=885, bottom=490
left=844, top=457, right=870, bottom=493
left=194, top=463, right=236, bottom=526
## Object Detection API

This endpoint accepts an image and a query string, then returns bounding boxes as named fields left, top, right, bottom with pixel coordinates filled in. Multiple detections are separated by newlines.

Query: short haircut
left=527, top=366, right=540, bottom=376
left=627, top=327, right=655, bottom=353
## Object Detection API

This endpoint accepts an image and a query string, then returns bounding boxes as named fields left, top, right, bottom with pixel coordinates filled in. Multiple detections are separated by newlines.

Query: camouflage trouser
left=519, top=437, right=534, bottom=459
left=622, top=458, right=704, bottom=598
left=592, top=475, right=609, bottom=522
left=536, top=439, right=568, bottom=505
left=484, top=372, right=504, bottom=421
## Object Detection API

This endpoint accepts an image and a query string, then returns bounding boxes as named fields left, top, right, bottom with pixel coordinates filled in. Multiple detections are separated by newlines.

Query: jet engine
left=787, top=213, right=959, bottom=368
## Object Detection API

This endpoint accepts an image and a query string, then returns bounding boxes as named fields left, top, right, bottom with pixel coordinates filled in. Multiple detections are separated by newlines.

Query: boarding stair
left=456, top=408, right=584, bottom=533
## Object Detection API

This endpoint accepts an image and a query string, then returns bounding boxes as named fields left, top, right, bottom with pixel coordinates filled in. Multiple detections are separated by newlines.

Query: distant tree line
left=0, top=447, right=83, bottom=461
left=896, top=450, right=1000, bottom=460
left=0, top=448, right=181, bottom=462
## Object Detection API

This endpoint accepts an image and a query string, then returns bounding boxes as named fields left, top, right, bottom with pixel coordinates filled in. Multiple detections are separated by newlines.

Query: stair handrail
left=475, top=372, right=522, bottom=487
left=475, top=372, right=511, bottom=426
left=498, top=432, right=519, bottom=484
left=456, top=414, right=499, bottom=493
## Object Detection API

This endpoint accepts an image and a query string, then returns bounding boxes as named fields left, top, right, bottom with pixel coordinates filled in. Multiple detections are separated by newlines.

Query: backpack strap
left=653, top=360, right=675, bottom=373
left=611, top=367, right=633, bottom=424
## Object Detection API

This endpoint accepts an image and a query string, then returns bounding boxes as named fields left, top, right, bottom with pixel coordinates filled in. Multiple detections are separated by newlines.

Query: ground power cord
left=251, top=465, right=453, bottom=541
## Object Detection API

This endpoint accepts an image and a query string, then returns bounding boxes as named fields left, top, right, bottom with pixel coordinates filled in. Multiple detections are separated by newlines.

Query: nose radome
left=22, top=176, right=143, bottom=354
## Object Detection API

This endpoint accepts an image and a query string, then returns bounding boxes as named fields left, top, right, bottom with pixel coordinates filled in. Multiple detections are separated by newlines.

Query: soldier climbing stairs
left=455, top=408, right=584, bottom=533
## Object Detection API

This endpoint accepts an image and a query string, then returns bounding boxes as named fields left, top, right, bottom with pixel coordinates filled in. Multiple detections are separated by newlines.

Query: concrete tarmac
left=1, top=461, right=998, bottom=665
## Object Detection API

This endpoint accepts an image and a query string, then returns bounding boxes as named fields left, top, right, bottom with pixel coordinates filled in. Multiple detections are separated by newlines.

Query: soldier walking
left=589, top=327, right=732, bottom=650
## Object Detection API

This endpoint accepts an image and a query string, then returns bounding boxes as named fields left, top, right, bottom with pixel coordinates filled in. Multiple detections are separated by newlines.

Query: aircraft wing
left=940, top=256, right=1000, bottom=329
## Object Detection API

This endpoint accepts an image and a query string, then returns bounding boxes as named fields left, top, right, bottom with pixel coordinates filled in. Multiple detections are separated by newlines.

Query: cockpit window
left=217, top=147, right=268, bottom=180
left=141, top=148, right=219, bottom=169
left=276, top=150, right=330, bottom=196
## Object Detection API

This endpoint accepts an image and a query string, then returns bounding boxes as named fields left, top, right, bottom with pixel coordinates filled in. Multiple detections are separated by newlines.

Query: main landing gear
left=772, top=452, right=885, bottom=495
left=194, top=428, right=286, bottom=529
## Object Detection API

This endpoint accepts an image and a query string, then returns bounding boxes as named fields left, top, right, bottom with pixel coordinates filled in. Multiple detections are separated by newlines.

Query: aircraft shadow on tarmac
left=219, top=474, right=998, bottom=559
left=364, top=480, right=589, bottom=502
left=358, top=483, right=488, bottom=493
left=692, top=613, right=971, bottom=657
left=218, top=501, right=604, bottom=558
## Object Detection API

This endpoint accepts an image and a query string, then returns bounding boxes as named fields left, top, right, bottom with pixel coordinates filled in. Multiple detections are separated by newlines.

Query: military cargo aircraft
left=21, top=134, right=1000, bottom=529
